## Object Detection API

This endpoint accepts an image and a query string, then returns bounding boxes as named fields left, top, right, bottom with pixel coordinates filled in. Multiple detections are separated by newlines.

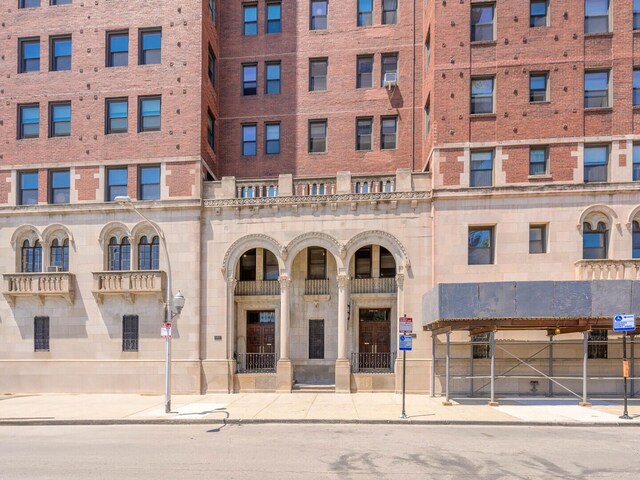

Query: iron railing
left=305, top=278, right=329, bottom=295
left=236, top=353, right=277, bottom=373
left=235, top=280, right=280, bottom=296
left=350, top=277, right=397, bottom=294
left=351, top=352, right=396, bottom=373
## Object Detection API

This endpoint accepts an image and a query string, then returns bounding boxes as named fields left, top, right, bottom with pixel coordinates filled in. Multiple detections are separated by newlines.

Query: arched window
left=319, top=183, right=325, bottom=195
left=50, top=238, right=69, bottom=271
left=379, top=247, right=396, bottom=277
left=385, top=180, right=393, bottom=192
left=583, top=222, right=608, bottom=260
left=633, top=221, right=640, bottom=259
left=355, top=182, right=361, bottom=193
left=138, top=235, right=160, bottom=270
left=267, top=185, right=277, bottom=197
left=311, top=183, right=318, bottom=195
left=21, top=239, right=42, bottom=273
left=362, top=182, right=370, bottom=193
left=108, top=236, right=131, bottom=271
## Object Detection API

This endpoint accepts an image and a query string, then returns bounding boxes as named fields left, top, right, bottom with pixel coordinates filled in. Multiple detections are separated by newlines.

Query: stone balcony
left=350, top=277, right=397, bottom=294
left=575, top=260, right=640, bottom=280
left=92, top=270, right=166, bottom=304
left=3, top=272, right=75, bottom=305
left=235, top=280, right=280, bottom=296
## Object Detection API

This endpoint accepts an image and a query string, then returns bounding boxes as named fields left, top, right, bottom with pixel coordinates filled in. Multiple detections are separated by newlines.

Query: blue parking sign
left=399, top=334, right=412, bottom=351
left=613, top=315, right=636, bottom=332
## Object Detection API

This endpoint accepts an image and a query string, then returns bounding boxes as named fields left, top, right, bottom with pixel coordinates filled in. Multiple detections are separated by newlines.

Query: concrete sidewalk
left=1, top=392, right=639, bottom=426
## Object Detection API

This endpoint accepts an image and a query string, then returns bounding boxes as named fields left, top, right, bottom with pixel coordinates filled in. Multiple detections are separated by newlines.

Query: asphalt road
left=1, top=424, right=638, bottom=479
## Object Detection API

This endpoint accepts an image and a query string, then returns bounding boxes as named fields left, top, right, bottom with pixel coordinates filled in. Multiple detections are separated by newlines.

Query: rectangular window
left=310, top=0, right=328, bottom=30
left=207, top=111, right=215, bottom=150
left=309, top=320, right=325, bottom=360
left=122, top=315, right=139, bottom=352
left=635, top=0, right=640, bottom=30
left=49, top=170, right=70, bottom=204
left=309, top=120, right=327, bottom=153
left=208, top=48, right=216, bottom=88
left=584, top=145, right=609, bottom=183
left=530, top=0, right=548, bottom=27
left=139, top=29, right=161, bottom=65
left=265, top=123, right=280, bottom=154
left=264, top=250, right=279, bottom=279
left=18, top=104, right=39, bottom=139
left=243, top=4, right=258, bottom=35
left=382, top=0, right=398, bottom=25
left=634, top=69, right=640, bottom=106
left=585, top=0, right=610, bottom=34
left=49, top=102, right=71, bottom=137
left=471, top=3, right=495, bottom=42
left=584, top=70, right=610, bottom=108
left=529, top=224, right=547, bottom=254
left=243, top=64, right=258, bottom=95
left=106, top=31, right=128, bottom=67
left=266, top=2, right=282, bottom=34
left=588, top=330, right=608, bottom=359
left=358, top=0, right=373, bottom=27
left=470, top=150, right=493, bottom=187
left=468, top=227, right=495, bottom=265
left=472, top=333, right=491, bottom=359
left=356, top=117, right=373, bottom=151
left=425, top=100, right=431, bottom=136
left=633, top=221, right=640, bottom=258
left=34, top=317, right=49, bottom=352
left=50, top=35, right=71, bottom=71
left=19, top=38, right=40, bottom=73
left=242, top=124, right=257, bottom=156
left=634, top=144, right=640, bottom=181
left=381, top=53, right=398, bottom=87
left=357, top=56, right=373, bottom=88
left=529, top=73, right=549, bottom=102
left=139, top=165, right=160, bottom=201
left=529, top=146, right=548, bottom=175
left=266, top=62, right=281, bottom=94
left=307, top=247, right=327, bottom=279
left=51, top=0, right=72, bottom=4
left=106, top=167, right=128, bottom=201
left=19, top=171, right=39, bottom=205
left=309, top=59, right=328, bottom=91
left=106, top=98, right=128, bottom=134
left=240, top=249, right=256, bottom=280
left=471, top=77, right=495, bottom=114
left=380, top=116, right=397, bottom=150
left=20, top=0, right=41, bottom=8
left=380, top=248, right=395, bottom=277
left=138, top=96, right=161, bottom=132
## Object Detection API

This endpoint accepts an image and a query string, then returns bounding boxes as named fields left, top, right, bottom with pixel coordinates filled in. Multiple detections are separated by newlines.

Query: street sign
left=161, top=322, right=172, bottom=338
left=613, top=314, right=636, bottom=332
left=399, top=334, right=412, bottom=351
left=399, top=317, right=413, bottom=333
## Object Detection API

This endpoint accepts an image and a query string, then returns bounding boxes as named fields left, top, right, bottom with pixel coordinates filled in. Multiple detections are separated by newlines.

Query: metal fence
left=236, top=353, right=277, bottom=373
left=351, top=352, right=396, bottom=373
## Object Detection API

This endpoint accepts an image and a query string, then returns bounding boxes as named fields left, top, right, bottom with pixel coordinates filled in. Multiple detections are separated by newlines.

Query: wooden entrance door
left=358, top=309, right=391, bottom=370
left=246, top=311, right=275, bottom=370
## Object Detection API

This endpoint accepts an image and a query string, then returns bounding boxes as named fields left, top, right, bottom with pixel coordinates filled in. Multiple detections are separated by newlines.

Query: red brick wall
left=75, top=166, right=99, bottom=201
left=439, top=148, right=465, bottom=186
left=0, top=171, right=11, bottom=204
left=217, top=0, right=423, bottom=179
left=166, top=161, right=197, bottom=197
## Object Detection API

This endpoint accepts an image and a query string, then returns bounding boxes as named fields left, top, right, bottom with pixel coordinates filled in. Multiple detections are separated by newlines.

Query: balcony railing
left=3, top=272, right=75, bottom=305
left=350, top=277, right=397, bottom=294
left=305, top=278, right=330, bottom=296
left=236, top=353, right=277, bottom=373
left=92, top=270, right=166, bottom=304
left=351, top=175, right=396, bottom=194
left=575, top=260, right=640, bottom=280
left=351, top=352, right=396, bottom=373
left=235, top=280, right=280, bottom=296
left=294, top=178, right=337, bottom=196
left=236, top=181, right=279, bottom=199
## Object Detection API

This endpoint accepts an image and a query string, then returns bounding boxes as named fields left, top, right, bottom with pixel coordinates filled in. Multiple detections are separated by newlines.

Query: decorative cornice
left=204, top=191, right=430, bottom=208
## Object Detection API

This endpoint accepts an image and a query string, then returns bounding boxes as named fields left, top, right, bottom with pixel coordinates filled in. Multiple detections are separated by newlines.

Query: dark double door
left=246, top=311, right=275, bottom=370
left=358, top=309, right=391, bottom=370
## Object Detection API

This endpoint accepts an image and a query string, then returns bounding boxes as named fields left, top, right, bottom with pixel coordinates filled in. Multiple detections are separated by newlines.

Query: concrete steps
left=292, top=384, right=336, bottom=393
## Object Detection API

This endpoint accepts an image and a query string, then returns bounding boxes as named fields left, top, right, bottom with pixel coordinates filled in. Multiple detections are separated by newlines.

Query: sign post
left=613, top=314, right=635, bottom=420
left=399, top=315, right=413, bottom=419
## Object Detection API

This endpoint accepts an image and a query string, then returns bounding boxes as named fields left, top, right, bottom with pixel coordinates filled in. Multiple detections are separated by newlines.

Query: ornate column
left=335, top=273, right=351, bottom=393
left=276, top=273, right=293, bottom=392
left=226, top=276, right=237, bottom=361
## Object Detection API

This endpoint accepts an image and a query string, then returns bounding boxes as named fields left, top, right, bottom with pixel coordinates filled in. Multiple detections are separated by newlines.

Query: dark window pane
left=20, top=39, right=40, bottom=73
left=529, top=225, right=546, bottom=254
left=382, top=0, right=398, bottom=25
left=584, top=146, right=608, bottom=182
left=265, top=124, right=280, bottom=154
left=243, top=65, right=258, bottom=95
left=470, top=151, right=493, bottom=187
left=310, top=1, right=328, bottom=30
left=107, top=99, right=128, bottom=134
left=530, top=0, right=548, bottom=27
left=634, top=145, right=640, bottom=181
left=122, top=315, right=139, bottom=352
left=309, top=121, right=327, bottom=153
left=471, top=5, right=495, bottom=41
left=468, top=228, right=494, bottom=265
left=139, top=166, right=160, bottom=200
left=108, top=33, right=128, bottom=67
left=51, top=37, right=72, bottom=71
left=21, top=0, right=41, bottom=8
left=310, top=60, right=327, bottom=91
left=139, top=97, right=161, bottom=131
left=358, top=0, right=373, bottom=27
left=50, top=103, right=71, bottom=137
left=244, top=5, right=258, bottom=35
left=266, top=63, right=281, bottom=94
left=381, top=117, right=397, bottom=150
left=141, top=30, right=161, bottom=65
left=357, top=57, right=373, bottom=88
left=267, top=3, right=282, bottom=33
left=356, top=118, right=372, bottom=151
left=19, top=105, right=40, bottom=139
left=529, top=74, right=548, bottom=102
left=529, top=147, right=548, bottom=175
left=471, top=78, right=494, bottom=114
left=34, top=317, right=49, bottom=352
left=585, top=0, right=610, bottom=33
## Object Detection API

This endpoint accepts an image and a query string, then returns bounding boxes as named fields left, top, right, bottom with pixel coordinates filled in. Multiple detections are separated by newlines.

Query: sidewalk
left=1, top=392, right=639, bottom=426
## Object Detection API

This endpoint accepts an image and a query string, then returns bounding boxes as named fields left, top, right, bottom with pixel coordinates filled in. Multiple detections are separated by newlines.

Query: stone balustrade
left=3, top=272, right=75, bottom=305
left=235, top=280, right=280, bottom=296
left=575, top=260, right=640, bottom=280
left=92, top=270, right=166, bottom=304
left=350, top=277, right=397, bottom=294
left=305, top=278, right=330, bottom=296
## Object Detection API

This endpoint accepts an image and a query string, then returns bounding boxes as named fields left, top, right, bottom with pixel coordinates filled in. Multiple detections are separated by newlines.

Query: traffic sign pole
left=399, top=314, right=413, bottom=419
left=621, top=331, right=632, bottom=420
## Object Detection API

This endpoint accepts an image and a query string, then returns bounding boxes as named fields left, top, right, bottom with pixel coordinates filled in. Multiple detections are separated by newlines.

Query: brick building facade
left=1, top=1, right=639, bottom=399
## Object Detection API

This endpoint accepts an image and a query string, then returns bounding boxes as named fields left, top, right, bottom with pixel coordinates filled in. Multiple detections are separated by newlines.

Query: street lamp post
left=115, top=195, right=185, bottom=414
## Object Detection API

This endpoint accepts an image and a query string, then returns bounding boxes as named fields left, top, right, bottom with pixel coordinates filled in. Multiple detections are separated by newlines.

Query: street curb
left=0, top=418, right=638, bottom=427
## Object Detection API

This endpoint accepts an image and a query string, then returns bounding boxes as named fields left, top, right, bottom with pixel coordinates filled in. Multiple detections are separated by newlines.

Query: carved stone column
left=335, top=273, right=351, bottom=393
left=276, top=273, right=293, bottom=392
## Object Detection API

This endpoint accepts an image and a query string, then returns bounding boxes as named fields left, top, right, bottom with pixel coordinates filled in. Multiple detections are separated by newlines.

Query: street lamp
left=115, top=195, right=185, bottom=414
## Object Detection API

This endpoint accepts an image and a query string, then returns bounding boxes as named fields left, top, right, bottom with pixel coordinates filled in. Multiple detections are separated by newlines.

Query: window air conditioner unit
left=47, top=266, right=62, bottom=272
left=383, top=72, right=398, bottom=89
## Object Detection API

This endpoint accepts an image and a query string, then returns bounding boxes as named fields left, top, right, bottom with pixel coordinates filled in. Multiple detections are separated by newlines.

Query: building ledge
left=91, top=270, right=166, bottom=304
left=3, top=272, right=75, bottom=306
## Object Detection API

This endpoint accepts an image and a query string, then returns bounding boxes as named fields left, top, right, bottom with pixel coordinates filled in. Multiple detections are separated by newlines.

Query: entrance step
left=292, top=383, right=336, bottom=393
